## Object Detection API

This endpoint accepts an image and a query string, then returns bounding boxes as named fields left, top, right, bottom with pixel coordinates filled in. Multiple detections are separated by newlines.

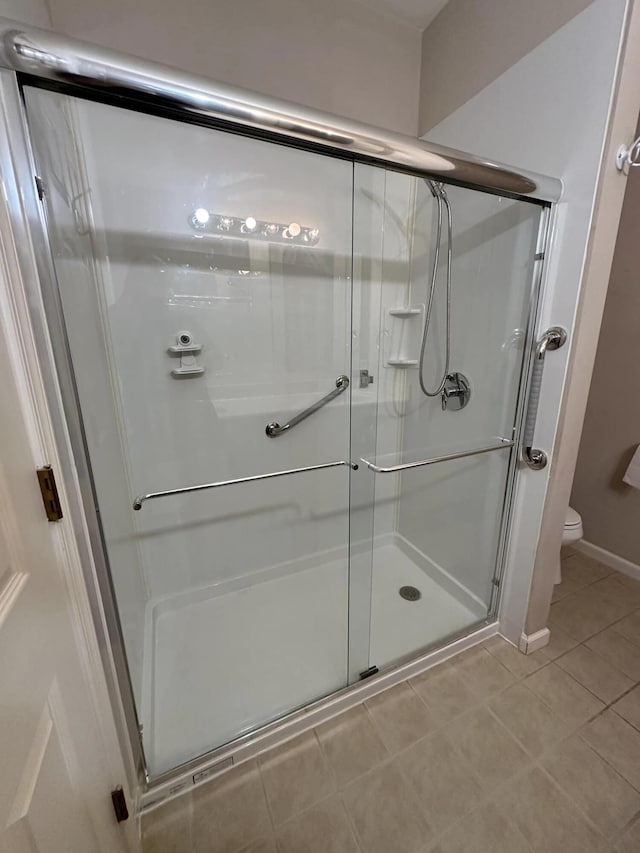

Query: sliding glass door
left=351, top=166, right=542, bottom=671
left=25, top=86, right=357, bottom=777
left=24, top=83, right=545, bottom=781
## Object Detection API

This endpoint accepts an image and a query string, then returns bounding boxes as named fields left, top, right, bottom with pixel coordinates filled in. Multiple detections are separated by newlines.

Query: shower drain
left=399, top=585, right=422, bottom=602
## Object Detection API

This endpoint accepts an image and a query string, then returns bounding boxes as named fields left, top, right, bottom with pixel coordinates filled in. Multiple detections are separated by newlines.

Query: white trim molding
left=519, top=627, right=550, bottom=654
left=576, top=539, right=640, bottom=582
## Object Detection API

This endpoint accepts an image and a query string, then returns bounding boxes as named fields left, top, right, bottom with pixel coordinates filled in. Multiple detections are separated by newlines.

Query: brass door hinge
left=36, top=465, right=63, bottom=522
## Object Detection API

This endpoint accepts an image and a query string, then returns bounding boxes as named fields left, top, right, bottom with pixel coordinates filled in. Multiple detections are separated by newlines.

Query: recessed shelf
left=388, top=308, right=422, bottom=317
left=386, top=359, right=418, bottom=367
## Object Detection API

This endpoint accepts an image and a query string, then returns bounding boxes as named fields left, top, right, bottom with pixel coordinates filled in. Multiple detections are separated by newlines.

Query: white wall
left=0, top=0, right=50, bottom=27
left=33, top=0, right=422, bottom=136
left=418, top=0, right=592, bottom=133
left=425, top=0, right=629, bottom=641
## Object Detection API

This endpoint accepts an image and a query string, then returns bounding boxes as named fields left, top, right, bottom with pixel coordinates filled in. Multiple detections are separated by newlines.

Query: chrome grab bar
left=361, top=438, right=514, bottom=474
left=266, top=375, right=349, bottom=437
left=522, top=326, right=567, bottom=470
left=133, top=459, right=357, bottom=510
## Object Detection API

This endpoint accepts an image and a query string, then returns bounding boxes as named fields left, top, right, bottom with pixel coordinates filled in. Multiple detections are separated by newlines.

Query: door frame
left=522, top=0, right=640, bottom=640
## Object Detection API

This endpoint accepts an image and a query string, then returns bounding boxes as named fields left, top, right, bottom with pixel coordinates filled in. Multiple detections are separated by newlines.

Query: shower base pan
left=140, top=538, right=484, bottom=777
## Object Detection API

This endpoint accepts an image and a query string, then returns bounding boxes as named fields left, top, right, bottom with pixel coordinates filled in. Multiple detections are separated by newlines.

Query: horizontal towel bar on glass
left=132, top=460, right=356, bottom=510
left=360, top=439, right=514, bottom=474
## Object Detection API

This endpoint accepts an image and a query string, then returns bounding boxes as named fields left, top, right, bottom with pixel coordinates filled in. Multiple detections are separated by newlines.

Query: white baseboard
left=575, top=540, right=640, bottom=582
left=519, top=628, right=550, bottom=654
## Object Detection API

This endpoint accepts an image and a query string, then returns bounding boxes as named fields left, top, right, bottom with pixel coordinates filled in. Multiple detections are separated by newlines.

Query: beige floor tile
left=395, top=729, right=483, bottom=834
left=585, top=626, right=640, bottom=681
left=142, top=794, right=194, bottom=853
left=542, top=625, right=580, bottom=660
left=275, top=796, right=359, bottom=853
left=192, top=760, right=271, bottom=853
left=409, top=661, right=479, bottom=722
left=613, top=685, right=640, bottom=731
left=562, top=553, right=613, bottom=587
left=581, top=709, right=640, bottom=791
left=452, top=646, right=515, bottom=699
left=237, top=839, right=276, bottom=853
left=258, top=731, right=334, bottom=825
left=612, top=569, right=640, bottom=588
left=488, top=681, right=571, bottom=757
left=553, top=552, right=611, bottom=602
left=556, top=644, right=634, bottom=704
left=366, top=681, right=439, bottom=753
left=482, top=635, right=547, bottom=678
left=497, top=767, right=607, bottom=853
left=524, top=662, right=605, bottom=727
left=553, top=576, right=591, bottom=603
left=614, top=816, right=640, bottom=853
left=549, top=587, right=636, bottom=642
left=542, top=735, right=640, bottom=838
left=316, top=705, right=387, bottom=787
left=611, top=610, right=640, bottom=648
left=431, top=799, right=534, bottom=853
left=443, top=707, right=528, bottom=790
left=591, top=576, right=640, bottom=608
left=343, top=761, right=432, bottom=853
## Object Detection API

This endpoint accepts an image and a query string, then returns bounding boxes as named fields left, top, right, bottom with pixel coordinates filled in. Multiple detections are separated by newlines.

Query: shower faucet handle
left=441, top=372, right=471, bottom=411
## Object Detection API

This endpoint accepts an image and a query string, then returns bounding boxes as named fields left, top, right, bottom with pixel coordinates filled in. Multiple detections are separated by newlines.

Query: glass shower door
left=352, top=165, right=543, bottom=671
left=25, top=86, right=358, bottom=777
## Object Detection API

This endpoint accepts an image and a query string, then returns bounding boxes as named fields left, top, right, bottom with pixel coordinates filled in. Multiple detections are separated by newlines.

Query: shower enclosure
left=4, top=25, right=560, bottom=787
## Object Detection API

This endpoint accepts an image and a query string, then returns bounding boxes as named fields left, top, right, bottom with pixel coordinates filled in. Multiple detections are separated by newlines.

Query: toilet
left=556, top=506, right=584, bottom=584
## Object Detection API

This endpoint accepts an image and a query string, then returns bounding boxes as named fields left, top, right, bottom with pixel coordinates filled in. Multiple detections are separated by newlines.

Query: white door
left=0, top=166, right=139, bottom=853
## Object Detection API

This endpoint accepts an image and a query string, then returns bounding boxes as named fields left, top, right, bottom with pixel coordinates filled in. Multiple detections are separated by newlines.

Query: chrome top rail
left=266, top=375, right=349, bottom=438
left=361, top=438, right=514, bottom=474
left=0, top=20, right=562, bottom=203
left=132, top=459, right=356, bottom=510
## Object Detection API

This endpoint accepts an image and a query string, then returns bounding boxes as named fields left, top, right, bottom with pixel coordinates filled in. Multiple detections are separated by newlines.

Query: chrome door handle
left=361, top=438, right=513, bottom=473
left=522, top=326, right=567, bottom=470
left=265, top=375, right=349, bottom=437
left=133, top=459, right=357, bottom=510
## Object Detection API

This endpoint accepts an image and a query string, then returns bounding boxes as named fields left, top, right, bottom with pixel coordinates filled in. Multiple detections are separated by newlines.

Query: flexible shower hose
left=418, top=181, right=453, bottom=397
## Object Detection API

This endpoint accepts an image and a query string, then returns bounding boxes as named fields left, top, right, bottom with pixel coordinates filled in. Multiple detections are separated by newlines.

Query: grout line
left=336, top=791, right=365, bottom=853
left=611, top=809, right=640, bottom=847
left=256, top=753, right=278, bottom=835
left=574, top=717, right=640, bottom=795
left=532, top=760, right=610, bottom=842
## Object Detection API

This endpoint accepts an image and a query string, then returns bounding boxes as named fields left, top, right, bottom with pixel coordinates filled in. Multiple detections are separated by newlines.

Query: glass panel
left=352, top=165, right=542, bottom=670
left=25, top=87, right=355, bottom=777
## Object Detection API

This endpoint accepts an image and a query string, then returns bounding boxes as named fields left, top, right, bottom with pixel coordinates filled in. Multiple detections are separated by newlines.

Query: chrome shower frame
left=0, top=17, right=559, bottom=805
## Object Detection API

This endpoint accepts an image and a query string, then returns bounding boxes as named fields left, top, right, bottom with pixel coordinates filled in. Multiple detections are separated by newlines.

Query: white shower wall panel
left=397, top=190, right=540, bottom=603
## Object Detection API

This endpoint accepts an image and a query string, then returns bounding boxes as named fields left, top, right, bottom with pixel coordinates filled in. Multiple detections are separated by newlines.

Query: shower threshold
left=140, top=537, right=485, bottom=779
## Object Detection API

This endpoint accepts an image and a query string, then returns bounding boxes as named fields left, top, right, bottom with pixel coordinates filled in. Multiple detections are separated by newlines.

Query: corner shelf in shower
left=388, top=308, right=422, bottom=317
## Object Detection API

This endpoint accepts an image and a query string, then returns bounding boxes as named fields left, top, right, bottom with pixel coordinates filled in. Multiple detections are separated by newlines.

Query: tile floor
left=142, top=549, right=640, bottom=853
